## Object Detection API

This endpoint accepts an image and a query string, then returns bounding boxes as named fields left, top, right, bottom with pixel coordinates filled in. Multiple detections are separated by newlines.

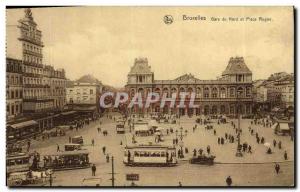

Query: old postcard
left=6, top=6, right=294, bottom=187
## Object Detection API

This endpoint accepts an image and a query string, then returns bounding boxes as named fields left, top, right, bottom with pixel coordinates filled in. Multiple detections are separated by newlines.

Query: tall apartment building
left=6, top=8, right=67, bottom=131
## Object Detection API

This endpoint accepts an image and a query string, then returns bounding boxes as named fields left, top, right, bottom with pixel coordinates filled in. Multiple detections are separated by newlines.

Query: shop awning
left=10, top=120, right=38, bottom=129
left=61, top=111, right=77, bottom=115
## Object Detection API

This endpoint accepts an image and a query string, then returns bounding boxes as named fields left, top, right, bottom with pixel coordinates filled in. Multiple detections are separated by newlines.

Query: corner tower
left=221, top=57, right=252, bottom=83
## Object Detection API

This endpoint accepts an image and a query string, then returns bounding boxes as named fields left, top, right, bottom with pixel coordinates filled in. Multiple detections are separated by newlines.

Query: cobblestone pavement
left=29, top=112, right=294, bottom=187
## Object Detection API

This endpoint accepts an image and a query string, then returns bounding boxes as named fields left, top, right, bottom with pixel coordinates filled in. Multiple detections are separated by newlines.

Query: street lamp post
left=179, top=127, right=184, bottom=158
left=235, top=88, right=243, bottom=157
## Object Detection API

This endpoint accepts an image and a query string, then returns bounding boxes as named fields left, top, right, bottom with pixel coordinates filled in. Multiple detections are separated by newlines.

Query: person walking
left=214, top=129, right=216, bottom=135
left=106, top=154, right=110, bottom=163
left=102, top=146, right=106, bottom=154
left=226, top=176, right=232, bottom=186
left=275, top=163, right=280, bottom=174
left=278, top=141, right=282, bottom=149
left=91, top=164, right=96, bottom=176
left=284, top=151, right=288, bottom=160
left=248, top=145, right=252, bottom=153
left=56, top=144, right=60, bottom=152
left=207, top=145, right=211, bottom=155
left=273, top=139, right=277, bottom=147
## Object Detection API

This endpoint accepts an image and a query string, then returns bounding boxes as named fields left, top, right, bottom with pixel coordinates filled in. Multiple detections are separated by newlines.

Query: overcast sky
left=6, top=7, right=294, bottom=87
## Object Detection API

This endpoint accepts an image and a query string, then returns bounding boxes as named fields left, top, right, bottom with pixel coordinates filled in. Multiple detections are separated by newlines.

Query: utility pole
left=111, top=156, right=115, bottom=187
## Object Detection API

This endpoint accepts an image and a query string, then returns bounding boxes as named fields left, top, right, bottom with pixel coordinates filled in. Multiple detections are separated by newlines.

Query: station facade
left=125, top=57, right=253, bottom=116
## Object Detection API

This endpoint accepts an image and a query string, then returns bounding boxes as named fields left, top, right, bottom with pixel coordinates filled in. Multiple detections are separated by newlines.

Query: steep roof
left=222, top=57, right=252, bottom=75
left=128, top=57, right=153, bottom=74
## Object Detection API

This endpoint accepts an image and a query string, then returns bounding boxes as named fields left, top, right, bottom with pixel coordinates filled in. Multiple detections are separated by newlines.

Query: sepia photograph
left=5, top=6, right=295, bottom=187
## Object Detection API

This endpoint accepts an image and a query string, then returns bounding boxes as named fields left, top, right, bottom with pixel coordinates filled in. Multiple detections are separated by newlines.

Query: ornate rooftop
left=222, top=57, right=252, bottom=75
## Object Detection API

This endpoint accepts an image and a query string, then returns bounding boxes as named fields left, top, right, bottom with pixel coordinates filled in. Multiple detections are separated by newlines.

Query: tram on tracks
left=123, top=145, right=177, bottom=167
left=43, top=150, right=91, bottom=171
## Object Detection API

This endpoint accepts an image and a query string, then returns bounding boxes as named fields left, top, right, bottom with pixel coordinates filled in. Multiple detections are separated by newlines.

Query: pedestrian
left=225, top=133, right=228, bottom=140
left=69, top=136, right=71, bottom=143
left=278, top=141, right=282, bottom=149
left=97, top=127, right=101, bottom=133
left=226, top=176, right=232, bottom=186
left=92, top=139, right=95, bottom=146
left=275, top=163, right=280, bottom=174
left=91, top=164, right=96, bottom=176
left=198, top=148, right=203, bottom=156
left=218, top=137, right=220, bottom=144
left=207, top=145, right=211, bottom=155
left=178, top=181, right=182, bottom=187
left=56, top=144, right=60, bottom=152
left=273, top=139, right=277, bottom=147
left=106, top=154, right=110, bottom=163
left=284, top=151, right=288, bottom=160
left=102, top=146, right=106, bottom=154
left=193, top=149, right=197, bottom=157
left=248, top=145, right=252, bottom=153
left=221, top=137, right=224, bottom=145
left=214, top=129, right=216, bottom=135
left=256, top=137, right=260, bottom=144
left=261, top=137, right=265, bottom=144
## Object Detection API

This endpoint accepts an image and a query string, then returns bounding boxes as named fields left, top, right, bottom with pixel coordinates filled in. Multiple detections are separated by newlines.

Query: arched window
left=220, top=105, right=226, bottom=114
left=237, top=87, right=244, bottom=98
left=212, top=87, right=218, bottom=98
left=171, top=87, right=177, bottom=95
left=220, top=87, right=226, bottom=98
left=163, top=87, right=169, bottom=97
left=179, top=87, right=185, bottom=93
left=246, top=87, right=251, bottom=97
left=204, top=87, right=210, bottom=98
left=229, top=87, right=235, bottom=97
left=212, top=105, right=218, bottom=114
left=196, top=87, right=202, bottom=98
left=130, top=89, right=135, bottom=97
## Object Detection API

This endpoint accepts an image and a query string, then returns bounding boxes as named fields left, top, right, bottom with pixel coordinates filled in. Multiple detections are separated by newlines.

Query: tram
left=123, top=145, right=177, bottom=167
left=43, top=150, right=90, bottom=171
left=116, top=120, right=125, bottom=134
left=6, top=153, right=30, bottom=174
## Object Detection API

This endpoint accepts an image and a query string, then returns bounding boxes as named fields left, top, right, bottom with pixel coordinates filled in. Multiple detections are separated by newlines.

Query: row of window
left=7, top=89, right=22, bottom=99
left=23, top=42, right=42, bottom=54
left=23, top=89, right=65, bottom=97
left=6, top=103, right=22, bottom=116
left=69, top=89, right=94, bottom=94
left=23, top=53, right=42, bottom=64
left=7, top=75, right=22, bottom=85
left=131, top=87, right=252, bottom=98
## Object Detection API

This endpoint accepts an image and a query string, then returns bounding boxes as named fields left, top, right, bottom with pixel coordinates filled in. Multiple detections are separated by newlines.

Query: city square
left=25, top=112, right=294, bottom=186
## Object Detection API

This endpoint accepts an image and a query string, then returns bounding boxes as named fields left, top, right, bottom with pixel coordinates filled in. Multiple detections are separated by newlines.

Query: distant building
left=66, top=74, right=103, bottom=105
left=125, top=57, right=253, bottom=116
left=253, top=72, right=294, bottom=112
left=66, top=75, right=103, bottom=117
